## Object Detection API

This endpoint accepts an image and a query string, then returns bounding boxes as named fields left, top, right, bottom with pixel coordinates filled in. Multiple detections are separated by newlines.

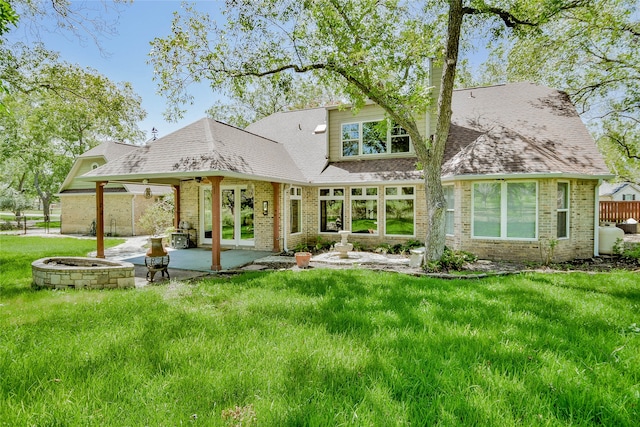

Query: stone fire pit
left=32, top=257, right=135, bottom=290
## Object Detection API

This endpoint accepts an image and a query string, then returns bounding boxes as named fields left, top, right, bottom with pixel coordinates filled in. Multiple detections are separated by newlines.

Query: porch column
left=209, top=176, right=223, bottom=271
left=272, top=182, right=281, bottom=252
left=172, top=184, right=180, bottom=229
left=96, top=181, right=107, bottom=258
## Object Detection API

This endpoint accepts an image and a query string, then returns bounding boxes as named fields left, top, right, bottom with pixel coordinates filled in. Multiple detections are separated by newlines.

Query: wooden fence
left=599, top=201, right=640, bottom=223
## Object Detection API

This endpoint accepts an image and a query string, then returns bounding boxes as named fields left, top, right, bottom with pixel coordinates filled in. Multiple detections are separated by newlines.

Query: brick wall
left=61, top=193, right=156, bottom=236
left=447, top=179, right=597, bottom=262
left=179, top=177, right=598, bottom=262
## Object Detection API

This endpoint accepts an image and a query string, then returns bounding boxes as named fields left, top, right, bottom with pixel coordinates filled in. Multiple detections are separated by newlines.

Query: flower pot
left=295, top=252, right=312, bottom=268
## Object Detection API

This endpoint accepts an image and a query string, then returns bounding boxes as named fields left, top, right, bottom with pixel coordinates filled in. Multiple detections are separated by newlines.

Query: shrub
left=426, top=247, right=477, bottom=272
left=137, top=195, right=174, bottom=236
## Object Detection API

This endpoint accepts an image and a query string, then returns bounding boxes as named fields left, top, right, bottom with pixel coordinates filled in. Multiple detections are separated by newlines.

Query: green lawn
left=1, top=236, right=638, bottom=426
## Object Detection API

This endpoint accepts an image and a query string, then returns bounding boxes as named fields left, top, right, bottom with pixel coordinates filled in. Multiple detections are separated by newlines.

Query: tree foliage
left=482, top=0, right=639, bottom=182
left=0, top=0, right=18, bottom=36
left=0, top=45, right=145, bottom=217
left=150, top=0, right=599, bottom=261
left=206, top=73, right=342, bottom=128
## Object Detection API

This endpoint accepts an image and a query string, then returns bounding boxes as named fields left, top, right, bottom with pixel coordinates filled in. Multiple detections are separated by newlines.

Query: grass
left=0, top=235, right=124, bottom=292
left=1, top=237, right=639, bottom=425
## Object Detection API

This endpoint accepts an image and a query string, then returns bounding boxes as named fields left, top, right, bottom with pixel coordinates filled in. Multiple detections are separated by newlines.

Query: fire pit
left=32, top=257, right=135, bottom=290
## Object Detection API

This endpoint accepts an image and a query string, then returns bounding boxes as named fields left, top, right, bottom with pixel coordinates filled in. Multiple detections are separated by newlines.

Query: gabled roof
left=82, top=118, right=307, bottom=184
left=599, top=182, right=640, bottom=196
left=79, top=141, right=140, bottom=161
left=442, top=82, right=611, bottom=179
left=59, top=141, right=143, bottom=192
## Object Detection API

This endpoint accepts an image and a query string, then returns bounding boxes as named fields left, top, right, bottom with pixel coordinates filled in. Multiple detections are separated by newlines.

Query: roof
left=599, top=182, right=640, bottom=196
left=59, top=141, right=145, bottom=192
left=442, top=82, right=611, bottom=178
left=79, top=141, right=140, bottom=161
left=245, top=107, right=328, bottom=181
left=82, top=118, right=306, bottom=184
left=82, top=83, right=611, bottom=186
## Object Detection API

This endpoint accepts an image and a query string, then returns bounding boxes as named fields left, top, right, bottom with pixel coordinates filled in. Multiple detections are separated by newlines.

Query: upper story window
left=622, top=194, right=636, bottom=201
left=341, top=120, right=411, bottom=158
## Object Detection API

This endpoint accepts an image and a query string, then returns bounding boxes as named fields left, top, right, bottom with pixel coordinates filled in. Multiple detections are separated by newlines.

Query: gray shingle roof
left=83, top=118, right=306, bottom=183
left=79, top=141, right=140, bottom=161
left=83, top=83, right=610, bottom=185
left=442, top=82, right=611, bottom=178
left=245, top=107, right=328, bottom=181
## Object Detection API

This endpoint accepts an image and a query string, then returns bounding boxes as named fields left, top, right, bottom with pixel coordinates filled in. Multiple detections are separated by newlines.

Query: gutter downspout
left=594, top=179, right=602, bottom=257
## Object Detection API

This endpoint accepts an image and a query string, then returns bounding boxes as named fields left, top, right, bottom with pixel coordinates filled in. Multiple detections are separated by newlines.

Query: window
left=319, top=188, right=345, bottom=233
left=391, top=122, right=411, bottom=153
left=622, top=194, right=636, bottom=201
left=341, top=120, right=411, bottom=157
left=444, top=185, right=454, bottom=235
left=385, top=186, right=415, bottom=236
left=557, top=182, right=569, bottom=239
left=472, top=181, right=537, bottom=239
left=351, top=187, right=378, bottom=234
left=290, top=187, right=302, bottom=234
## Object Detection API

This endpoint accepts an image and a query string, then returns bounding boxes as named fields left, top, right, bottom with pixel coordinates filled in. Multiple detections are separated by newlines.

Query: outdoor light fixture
left=144, top=187, right=153, bottom=199
left=263, top=201, right=268, bottom=216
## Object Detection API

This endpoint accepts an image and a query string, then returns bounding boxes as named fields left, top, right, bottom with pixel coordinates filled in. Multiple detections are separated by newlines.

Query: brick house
left=59, top=141, right=172, bottom=236
left=78, top=82, right=612, bottom=268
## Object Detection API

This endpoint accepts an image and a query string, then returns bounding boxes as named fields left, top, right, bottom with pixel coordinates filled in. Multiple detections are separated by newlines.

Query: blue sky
left=9, top=0, right=224, bottom=141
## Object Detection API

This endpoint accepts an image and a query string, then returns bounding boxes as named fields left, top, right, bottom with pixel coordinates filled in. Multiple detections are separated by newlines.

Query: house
left=599, top=182, right=640, bottom=201
left=58, top=141, right=172, bottom=236
left=78, top=81, right=612, bottom=267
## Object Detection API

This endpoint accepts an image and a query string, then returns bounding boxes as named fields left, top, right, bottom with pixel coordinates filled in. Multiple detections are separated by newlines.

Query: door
left=201, top=185, right=254, bottom=247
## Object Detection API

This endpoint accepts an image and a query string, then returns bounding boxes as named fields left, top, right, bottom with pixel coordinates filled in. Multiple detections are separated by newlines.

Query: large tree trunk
left=424, top=0, right=464, bottom=262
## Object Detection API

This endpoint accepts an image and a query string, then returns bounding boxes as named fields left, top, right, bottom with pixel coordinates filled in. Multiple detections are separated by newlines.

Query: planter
left=295, top=252, right=312, bottom=268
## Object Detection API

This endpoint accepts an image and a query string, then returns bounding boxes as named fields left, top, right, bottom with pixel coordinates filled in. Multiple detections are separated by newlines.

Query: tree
left=0, top=0, right=18, bottom=37
left=207, top=74, right=341, bottom=128
left=486, top=0, right=639, bottom=182
left=0, top=46, right=146, bottom=218
left=150, top=0, right=593, bottom=262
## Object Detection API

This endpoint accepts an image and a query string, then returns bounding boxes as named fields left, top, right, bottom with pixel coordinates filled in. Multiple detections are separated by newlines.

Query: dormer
left=326, top=103, right=430, bottom=162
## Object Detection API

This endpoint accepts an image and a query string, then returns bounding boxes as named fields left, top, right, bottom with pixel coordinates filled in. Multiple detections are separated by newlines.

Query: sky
left=8, top=0, right=225, bottom=142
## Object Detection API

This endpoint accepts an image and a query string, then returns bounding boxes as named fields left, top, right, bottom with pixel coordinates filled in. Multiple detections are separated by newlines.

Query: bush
left=137, top=196, right=174, bottom=236
left=426, top=247, right=477, bottom=272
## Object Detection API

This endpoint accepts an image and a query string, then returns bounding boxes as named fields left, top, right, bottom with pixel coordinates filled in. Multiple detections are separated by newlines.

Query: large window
left=351, top=187, right=378, bottom=234
left=342, top=120, right=411, bottom=157
left=444, top=185, right=455, bottom=235
left=557, top=182, right=569, bottom=239
left=290, top=187, right=302, bottom=234
left=473, top=181, right=537, bottom=239
left=385, top=186, right=415, bottom=236
left=319, top=188, right=345, bottom=233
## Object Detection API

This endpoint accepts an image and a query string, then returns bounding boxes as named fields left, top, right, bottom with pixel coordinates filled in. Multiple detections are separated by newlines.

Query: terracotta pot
left=146, top=236, right=168, bottom=257
left=295, top=252, right=312, bottom=268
